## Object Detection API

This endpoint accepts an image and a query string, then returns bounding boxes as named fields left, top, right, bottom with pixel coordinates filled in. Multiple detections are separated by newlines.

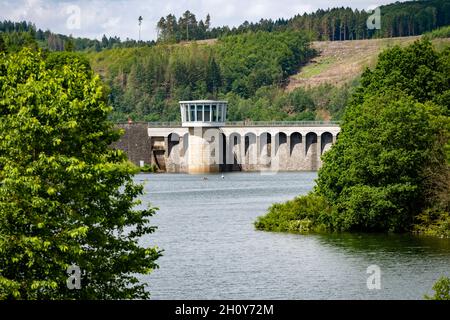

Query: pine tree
left=206, top=55, right=222, bottom=96
left=0, top=33, right=6, bottom=53
left=64, top=38, right=74, bottom=52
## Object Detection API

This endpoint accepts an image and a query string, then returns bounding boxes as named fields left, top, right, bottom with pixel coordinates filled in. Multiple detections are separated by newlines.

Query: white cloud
left=0, top=0, right=395, bottom=41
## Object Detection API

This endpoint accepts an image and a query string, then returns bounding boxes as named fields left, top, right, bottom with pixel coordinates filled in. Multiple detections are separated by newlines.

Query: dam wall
left=113, top=122, right=340, bottom=173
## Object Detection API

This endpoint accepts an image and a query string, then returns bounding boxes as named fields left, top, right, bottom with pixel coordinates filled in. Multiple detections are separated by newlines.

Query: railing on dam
left=223, top=121, right=340, bottom=127
left=144, top=121, right=340, bottom=127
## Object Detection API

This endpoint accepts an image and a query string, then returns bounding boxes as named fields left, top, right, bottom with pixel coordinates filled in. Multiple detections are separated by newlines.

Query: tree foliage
left=317, top=92, right=448, bottom=232
left=217, top=31, right=313, bottom=98
left=157, top=11, right=211, bottom=42
left=156, top=1, right=450, bottom=42
left=0, top=30, right=38, bottom=53
left=316, top=39, right=450, bottom=232
left=0, top=20, right=155, bottom=53
left=89, top=30, right=315, bottom=121
left=0, top=49, right=161, bottom=299
left=425, top=277, right=450, bottom=300
left=0, top=33, right=7, bottom=53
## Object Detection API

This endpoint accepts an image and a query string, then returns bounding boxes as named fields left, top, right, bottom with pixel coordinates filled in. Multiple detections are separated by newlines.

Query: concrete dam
left=113, top=100, right=341, bottom=173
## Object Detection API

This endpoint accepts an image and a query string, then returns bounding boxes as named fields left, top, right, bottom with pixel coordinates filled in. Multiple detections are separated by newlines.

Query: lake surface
left=136, top=172, right=450, bottom=299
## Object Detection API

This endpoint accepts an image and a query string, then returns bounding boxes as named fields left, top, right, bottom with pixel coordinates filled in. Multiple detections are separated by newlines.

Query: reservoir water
left=136, top=172, right=450, bottom=299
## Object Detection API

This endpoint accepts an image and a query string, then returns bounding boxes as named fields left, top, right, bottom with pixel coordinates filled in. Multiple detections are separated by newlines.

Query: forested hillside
left=255, top=39, right=450, bottom=236
left=1, top=0, right=448, bottom=53
left=89, top=33, right=450, bottom=122
left=88, top=31, right=316, bottom=121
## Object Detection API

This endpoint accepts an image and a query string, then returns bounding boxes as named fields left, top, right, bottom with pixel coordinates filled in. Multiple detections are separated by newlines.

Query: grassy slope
left=287, top=36, right=450, bottom=91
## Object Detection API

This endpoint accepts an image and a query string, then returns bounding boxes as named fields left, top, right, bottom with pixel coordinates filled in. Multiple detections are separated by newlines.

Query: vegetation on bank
left=0, top=49, right=161, bottom=299
left=3, top=20, right=449, bottom=124
left=255, top=39, right=450, bottom=237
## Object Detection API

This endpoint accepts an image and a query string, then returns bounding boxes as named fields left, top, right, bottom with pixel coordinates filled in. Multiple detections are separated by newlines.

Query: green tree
left=2, top=31, right=38, bottom=53
left=355, top=40, right=448, bottom=106
left=316, top=91, right=448, bottom=232
left=425, top=277, right=450, bottom=300
left=64, top=38, right=75, bottom=52
left=0, top=49, right=161, bottom=299
left=315, top=40, right=450, bottom=232
left=45, top=51, right=92, bottom=72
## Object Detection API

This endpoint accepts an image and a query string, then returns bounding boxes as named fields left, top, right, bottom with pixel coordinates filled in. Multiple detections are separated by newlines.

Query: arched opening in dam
left=274, top=132, right=287, bottom=155
left=321, top=132, right=333, bottom=155
left=289, top=132, right=303, bottom=170
left=168, top=133, right=180, bottom=157
left=244, top=133, right=257, bottom=170
left=259, top=132, right=272, bottom=168
left=228, top=132, right=242, bottom=171
left=305, top=132, right=317, bottom=156
left=219, top=133, right=227, bottom=172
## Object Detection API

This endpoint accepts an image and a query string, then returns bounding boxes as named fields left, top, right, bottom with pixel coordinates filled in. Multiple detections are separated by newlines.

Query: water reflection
left=316, top=233, right=450, bottom=255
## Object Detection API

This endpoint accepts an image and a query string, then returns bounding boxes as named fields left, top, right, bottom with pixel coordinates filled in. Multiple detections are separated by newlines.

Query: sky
left=0, top=0, right=396, bottom=41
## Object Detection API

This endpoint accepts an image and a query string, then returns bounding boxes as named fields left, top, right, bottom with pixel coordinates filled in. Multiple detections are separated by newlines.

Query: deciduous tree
left=0, top=49, right=161, bottom=299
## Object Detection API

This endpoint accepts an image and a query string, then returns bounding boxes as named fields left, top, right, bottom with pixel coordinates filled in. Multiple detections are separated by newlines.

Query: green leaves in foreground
left=0, top=49, right=161, bottom=299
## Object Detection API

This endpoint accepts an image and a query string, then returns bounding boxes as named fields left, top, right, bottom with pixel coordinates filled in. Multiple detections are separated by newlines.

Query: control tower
left=179, top=100, right=228, bottom=174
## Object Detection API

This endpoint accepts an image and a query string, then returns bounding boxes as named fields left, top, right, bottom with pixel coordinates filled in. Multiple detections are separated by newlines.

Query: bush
left=425, top=277, right=450, bottom=300
left=254, top=193, right=332, bottom=233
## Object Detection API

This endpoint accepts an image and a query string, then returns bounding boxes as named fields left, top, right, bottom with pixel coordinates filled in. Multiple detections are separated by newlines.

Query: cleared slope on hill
left=287, top=36, right=450, bottom=90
